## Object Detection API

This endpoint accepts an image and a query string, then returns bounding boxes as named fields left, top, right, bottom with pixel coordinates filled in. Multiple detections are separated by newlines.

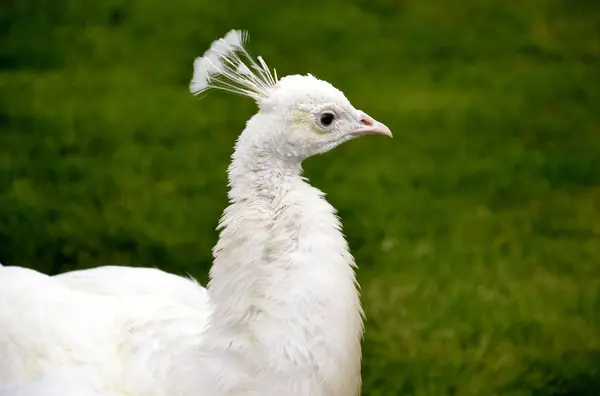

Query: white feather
left=190, top=30, right=277, bottom=101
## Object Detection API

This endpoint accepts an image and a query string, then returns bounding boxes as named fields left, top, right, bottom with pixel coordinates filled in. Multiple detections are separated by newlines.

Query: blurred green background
left=1, top=0, right=599, bottom=394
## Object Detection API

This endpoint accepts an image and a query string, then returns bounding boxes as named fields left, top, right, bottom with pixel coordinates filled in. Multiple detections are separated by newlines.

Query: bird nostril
left=360, top=118, right=374, bottom=127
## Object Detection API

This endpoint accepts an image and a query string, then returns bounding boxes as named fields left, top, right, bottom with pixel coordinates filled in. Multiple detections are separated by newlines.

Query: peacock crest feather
left=190, top=30, right=278, bottom=102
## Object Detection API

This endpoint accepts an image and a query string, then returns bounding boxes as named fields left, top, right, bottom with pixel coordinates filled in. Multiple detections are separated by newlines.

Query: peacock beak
left=351, top=112, right=393, bottom=138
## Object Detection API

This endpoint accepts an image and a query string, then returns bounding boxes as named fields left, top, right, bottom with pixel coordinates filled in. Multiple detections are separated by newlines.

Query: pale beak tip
left=369, top=121, right=393, bottom=138
left=381, top=124, right=393, bottom=138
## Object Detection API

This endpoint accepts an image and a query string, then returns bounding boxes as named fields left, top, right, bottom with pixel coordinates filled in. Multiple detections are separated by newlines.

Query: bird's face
left=259, top=75, right=392, bottom=160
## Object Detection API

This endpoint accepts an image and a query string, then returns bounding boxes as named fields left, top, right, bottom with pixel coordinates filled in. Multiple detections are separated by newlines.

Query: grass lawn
left=1, top=0, right=599, bottom=394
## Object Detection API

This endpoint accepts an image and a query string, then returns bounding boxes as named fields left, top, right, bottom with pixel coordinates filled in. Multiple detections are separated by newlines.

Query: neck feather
left=204, top=127, right=364, bottom=396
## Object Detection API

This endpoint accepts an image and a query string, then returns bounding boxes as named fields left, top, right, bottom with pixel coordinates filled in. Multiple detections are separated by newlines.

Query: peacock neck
left=226, top=146, right=304, bottom=200
left=204, top=131, right=364, bottom=395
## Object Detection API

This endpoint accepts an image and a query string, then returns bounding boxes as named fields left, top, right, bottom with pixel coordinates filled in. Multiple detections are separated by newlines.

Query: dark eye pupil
left=320, top=113, right=334, bottom=126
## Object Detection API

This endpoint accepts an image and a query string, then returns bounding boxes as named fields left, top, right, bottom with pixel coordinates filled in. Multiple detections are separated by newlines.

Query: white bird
left=0, top=30, right=392, bottom=396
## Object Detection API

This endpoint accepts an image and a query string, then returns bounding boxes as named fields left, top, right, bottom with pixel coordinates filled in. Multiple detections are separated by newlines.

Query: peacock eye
left=319, top=112, right=335, bottom=127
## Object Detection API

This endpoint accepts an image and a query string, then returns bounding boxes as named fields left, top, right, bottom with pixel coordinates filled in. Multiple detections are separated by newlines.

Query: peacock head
left=190, top=30, right=391, bottom=160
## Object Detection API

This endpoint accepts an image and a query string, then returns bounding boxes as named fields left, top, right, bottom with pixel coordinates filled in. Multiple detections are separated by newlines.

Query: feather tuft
left=190, top=30, right=278, bottom=101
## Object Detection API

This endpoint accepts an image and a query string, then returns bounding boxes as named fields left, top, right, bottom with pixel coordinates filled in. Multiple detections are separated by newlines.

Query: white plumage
left=0, top=30, right=392, bottom=396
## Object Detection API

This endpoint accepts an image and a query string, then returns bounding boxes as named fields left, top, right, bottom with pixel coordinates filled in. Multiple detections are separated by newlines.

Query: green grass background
left=1, top=0, right=599, bottom=394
